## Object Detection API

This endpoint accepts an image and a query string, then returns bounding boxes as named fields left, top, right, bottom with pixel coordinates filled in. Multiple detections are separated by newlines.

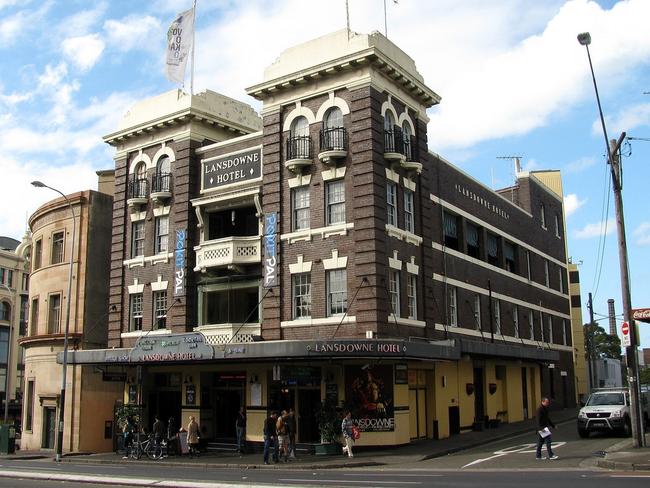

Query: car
left=577, top=387, right=650, bottom=438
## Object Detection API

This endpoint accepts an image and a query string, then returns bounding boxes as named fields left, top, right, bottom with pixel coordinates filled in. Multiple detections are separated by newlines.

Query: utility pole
left=587, top=293, right=595, bottom=391
left=609, top=136, right=645, bottom=447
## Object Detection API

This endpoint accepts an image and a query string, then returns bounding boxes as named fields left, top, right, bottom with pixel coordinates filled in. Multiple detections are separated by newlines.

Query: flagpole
left=384, top=0, right=387, bottom=36
left=346, top=0, right=350, bottom=39
left=190, top=0, right=197, bottom=95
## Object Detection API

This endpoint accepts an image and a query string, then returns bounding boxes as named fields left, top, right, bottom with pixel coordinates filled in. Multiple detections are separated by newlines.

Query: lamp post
left=31, top=181, right=76, bottom=461
left=577, top=33, right=644, bottom=447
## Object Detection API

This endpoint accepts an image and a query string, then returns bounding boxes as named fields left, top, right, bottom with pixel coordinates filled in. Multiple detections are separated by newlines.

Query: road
left=0, top=421, right=646, bottom=487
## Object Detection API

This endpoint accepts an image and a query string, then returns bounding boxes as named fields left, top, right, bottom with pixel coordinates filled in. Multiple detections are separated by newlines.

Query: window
left=526, top=250, right=532, bottom=280
left=448, top=286, right=458, bottom=327
left=486, top=232, right=499, bottom=266
left=292, top=273, right=311, bottom=319
left=387, top=182, right=397, bottom=226
left=504, top=241, right=517, bottom=273
left=30, top=298, right=39, bottom=335
left=529, top=310, right=534, bottom=339
left=288, top=116, right=310, bottom=160
left=466, top=223, right=480, bottom=258
left=0, top=268, right=13, bottom=288
left=51, top=231, right=64, bottom=264
left=555, top=214, right=561, bottom=238
left=540, top=203, right=546, bottom=228
left=292, top=186, right=310, bottom=231
left=326, top=269, right=347, bottom=317
left=548, top=315, right=553, bottom=343
left=33, top=239, right=42, bottom=271
left=558, top=268, right=565, bottom=293
left=154, top=216, right=169, bottom=254
left=443, top=212, right=459, bottom=250
left=544, top=260, right=550, bottom=287
left=323, top=107, right=345, bottom=150
left=129, top=294, right=143, bottom=331
left=324, top=107, right=343, bottom=129
left=326, top=180, right=345, bottom=225
left=0, top=301, right=10, bottom=322
left=407, top=274, right=417, bottom=320
left=25, top=379, right=34, bottom=431
left=201, top=282, right=259, bottom=325
left=493, top=298, right=501, bottom=334
left=384, top=110, right=396, bottom=152
left=402, top=122, right=413, bottom=160
left=21, top=273, right=28, bottom=291
left=47, top=293, right=61, bottom=334
left=157, top=155, right=171, bottom=175
left=131, top=221, right=145, bottom=257
left=513, top=305, right=519, bottom=338
left=562, top=319, right=568, bottom=345
left=474, top=295, right=481, bottom=330
left=153, top=291, right=167, bottom=329
left=404, top=190, right=414, bottom=233
left=388, top=270, right=400, bottom=318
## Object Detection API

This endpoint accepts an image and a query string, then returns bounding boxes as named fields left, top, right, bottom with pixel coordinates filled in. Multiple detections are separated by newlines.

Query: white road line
left=343, top=473, right=443, bottom=478
left=280, top=479, right=420, bottom=485
left=609, top=475, right=650, bottom=478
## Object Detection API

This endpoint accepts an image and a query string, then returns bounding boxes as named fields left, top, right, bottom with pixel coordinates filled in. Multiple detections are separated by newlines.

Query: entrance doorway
left=521, top=367, right=529, bottom=418
left=473, top=367, right=485, bottom=424
left=409, top=388, right=427, bottom=439
left=297, top=389, right=320, bottom=443
left=208, top=373, right=245, bottom=441
left=42, top=407, right=56, bottom=449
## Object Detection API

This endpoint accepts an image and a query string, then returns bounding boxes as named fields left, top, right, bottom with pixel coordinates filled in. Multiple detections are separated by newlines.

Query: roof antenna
left=496, top=155, right=523, bottom=202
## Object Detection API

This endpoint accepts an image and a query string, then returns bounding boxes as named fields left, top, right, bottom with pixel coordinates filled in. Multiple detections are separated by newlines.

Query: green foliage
left=115, top=404, right=141, bottom=432
left=640, top=367, right=650, bottom=387
left=315, top=399, right=341, bottom=444
left=584, top=322, right=622, bottom=360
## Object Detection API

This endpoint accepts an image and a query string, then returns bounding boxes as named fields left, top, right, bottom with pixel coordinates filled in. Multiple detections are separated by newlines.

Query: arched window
left=156, top=156, right=171, bottom=175
left=322, top=108, right=345, bottom=151
left=153, top=156, right=171, bottom=193
left=130, top=162, right=148, bottom=199
left=288, top=116, right=310, bottom=159
left=384, top=111, right=395, bottom=133
left=135, top=162, right=146, bottom=178
left=384, top=111, right=396, bottom=153
left=402, top=122, right=412, bottom=160
left=0, top=301, right=10, bottom=322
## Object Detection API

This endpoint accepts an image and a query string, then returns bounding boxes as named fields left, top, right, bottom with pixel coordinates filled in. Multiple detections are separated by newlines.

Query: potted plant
left=314, top=399, right=341, bottom=455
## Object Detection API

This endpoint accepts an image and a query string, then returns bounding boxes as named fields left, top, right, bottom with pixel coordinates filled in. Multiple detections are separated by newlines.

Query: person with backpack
left=276, top=410, right=289, bottom=462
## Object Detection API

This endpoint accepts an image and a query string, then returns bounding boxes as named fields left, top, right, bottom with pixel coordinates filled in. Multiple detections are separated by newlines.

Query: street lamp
left=577, top=33, right=645, bottom=447
left=31, top=181, right=76, bottom=462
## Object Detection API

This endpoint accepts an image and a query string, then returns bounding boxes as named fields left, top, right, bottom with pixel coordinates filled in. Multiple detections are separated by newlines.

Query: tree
left=584, top=322, right=622, bottom=360
left=640, top=367, right=650, bottom=387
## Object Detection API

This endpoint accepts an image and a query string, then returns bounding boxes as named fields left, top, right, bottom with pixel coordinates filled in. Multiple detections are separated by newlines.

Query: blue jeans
left=536, top=433, right=553, bottom=458
left=236, top=426, right=245, bottom=452
left=263, top=435, right=279, bottom=463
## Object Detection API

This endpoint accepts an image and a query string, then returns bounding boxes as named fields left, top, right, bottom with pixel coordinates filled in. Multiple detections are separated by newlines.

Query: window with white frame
left=388, top=270, right=400, bottom=318
left=443, top=211, right=460, bottom=250
left=526, top=250, right=531, bottom=280
left=33, top=239, right=42, bottom=271
left=326, top=180, right=345, bottom=225
left=404, top=190, right=414, bottom=233
left=153, top=290, right=167, bottom=329
left=387, top=182, right=397, bottom=226
left=384, top=110, right=396, bottom=151
left=555, top=213, right=561, bottom=237
left=51, top=231, right=64, bottom=264
left=131, top=221, right=145, bottom=257
left=448, top=286, right=458, bottom=327
left=493, top=298, right=501, bottom=334
left=292, top=273, right=311, bottom=319
left=562, top=319, right=567, bottom=345
left=407, top=274, right=417, bottom=320
left=544, top=259, right=550, bottom=287
left=513, top=304, right=519, bottom=338
left=558, top=268, right=565, bottom=293
left=547, top=315, right=553, bottom=343
left=540, top=203, right=546, bottom=228
left=129, top=293, right=143, bottom=331
left=402, top=122, right=413, bottom=160
left=30, top=297, right=39, bottom=336
left=474, top=294, right=481, bottom=330
left=292, top=186, right=310, bottom=231
left=47, top=293, right=61, bottom=334
left=326, top=269, right=347, bottom=317
left=529, top=310, right=534, bottom=339
left=154, top=216, right=169, bottom=254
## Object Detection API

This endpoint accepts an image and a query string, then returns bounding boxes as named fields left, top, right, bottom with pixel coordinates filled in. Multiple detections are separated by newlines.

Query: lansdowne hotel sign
left=201, top=147, right=262, bottom=191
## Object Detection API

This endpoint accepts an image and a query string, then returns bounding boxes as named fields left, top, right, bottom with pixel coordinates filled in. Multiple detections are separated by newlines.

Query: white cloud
left=104, top=15, right=161, bottom=52
left=0, top=2, right=50, bottom=46
left=564, top=193, right=587, bottom=217
left=56, top=2, right=107, bottom=38
left=565, top=156, right=597, bottom=173
left=62, top=34, right=106, bottom=72
left=602, top=103, right=650, bottom=136
left=634, top=222, right=650, bottom=246
left=574, top=217, right=616, bottom=239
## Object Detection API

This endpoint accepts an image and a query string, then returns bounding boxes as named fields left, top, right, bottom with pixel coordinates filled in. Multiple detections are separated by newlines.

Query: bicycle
left=127, top=433, right=166, bottom=460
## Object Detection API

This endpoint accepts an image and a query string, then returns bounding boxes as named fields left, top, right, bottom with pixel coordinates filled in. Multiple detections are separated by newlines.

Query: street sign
left=621, top=321, right=631, bottom=347
left=632, top=308, right=650, bottom=323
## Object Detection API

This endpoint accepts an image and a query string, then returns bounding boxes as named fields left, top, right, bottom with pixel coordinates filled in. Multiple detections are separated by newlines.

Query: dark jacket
left=536, top=404, right=555, bottom=429
left=263, top=416, right=277, bottom=437
left=236, top=411, right=246, bottom=429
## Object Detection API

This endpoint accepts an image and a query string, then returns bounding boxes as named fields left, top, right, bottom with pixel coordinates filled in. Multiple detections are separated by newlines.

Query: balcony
left=285, top=135, right=313, bottom=173
left=194, top=235, right=261, bottom=272
left=151, top=172, right=172, bottom=202
left=195, top=323, right=261, bottom=345
left=127, top=176, right=149, bottom=208
left=384, top=127, right=406, bottom=163
left=401, top=138, right=422, bottom=174
left=318, top=127, right=348, bottom=164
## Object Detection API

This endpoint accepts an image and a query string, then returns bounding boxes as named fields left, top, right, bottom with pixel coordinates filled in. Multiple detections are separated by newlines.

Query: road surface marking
left=280, top=479, right=420, bottom=485
left=461, top=442, right=567, bottom=468
left=344, top=473, right=443, bottom=478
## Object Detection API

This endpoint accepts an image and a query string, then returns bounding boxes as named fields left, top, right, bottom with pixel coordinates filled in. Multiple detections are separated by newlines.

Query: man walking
left=535, top=397, right=558, bottom=460
left=341, top=410, right=354, bottom=458
left=263, top=411, right=278, bottom=465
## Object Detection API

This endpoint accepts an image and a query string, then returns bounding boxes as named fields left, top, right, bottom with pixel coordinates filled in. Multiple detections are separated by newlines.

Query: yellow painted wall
left=433, top=361, right=460, bottom=439
left=78, top=366, right=123, bottom=452
left=458, top=360, right=475, bottom=428
left=505, top=364, right=524, bottom=422
left=484, top=362, right=498, bottom=420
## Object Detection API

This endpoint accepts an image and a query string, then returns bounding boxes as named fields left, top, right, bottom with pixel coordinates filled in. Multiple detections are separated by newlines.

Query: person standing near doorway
left=535, top=397, right=558, bottom=460
left=287, top=408, right=297, bottom=458
left=263, top=411, right=278, bottom=465
left=187, top=416, right=200, bottom=457
left=236, top=407, right=246, bottom=454
left=276, top=410, right=289, bottom=462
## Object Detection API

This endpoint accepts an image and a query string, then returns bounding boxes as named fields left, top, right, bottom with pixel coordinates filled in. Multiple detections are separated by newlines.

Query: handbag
left=351, top=425, right=361, bottom=440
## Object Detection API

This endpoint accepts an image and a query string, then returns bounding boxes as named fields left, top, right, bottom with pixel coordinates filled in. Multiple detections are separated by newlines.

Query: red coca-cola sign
left=632, top=308, right=650, bottom=323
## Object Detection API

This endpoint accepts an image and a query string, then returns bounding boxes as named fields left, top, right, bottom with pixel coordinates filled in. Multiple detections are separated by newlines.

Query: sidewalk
left=595, top=433, right=650, bottom=472
left=3, top=408, right=579, bottom=469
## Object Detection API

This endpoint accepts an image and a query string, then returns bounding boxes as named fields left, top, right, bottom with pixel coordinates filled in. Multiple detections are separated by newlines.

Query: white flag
left=165, top=7, right=194, bottom=84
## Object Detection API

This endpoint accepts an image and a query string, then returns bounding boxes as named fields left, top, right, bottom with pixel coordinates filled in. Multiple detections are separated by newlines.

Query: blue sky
left=1, top=0, right=649, bottom=349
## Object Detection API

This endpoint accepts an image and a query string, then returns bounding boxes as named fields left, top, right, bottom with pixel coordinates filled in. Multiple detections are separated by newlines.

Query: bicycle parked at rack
left=126, top=433, right=167, bottom=460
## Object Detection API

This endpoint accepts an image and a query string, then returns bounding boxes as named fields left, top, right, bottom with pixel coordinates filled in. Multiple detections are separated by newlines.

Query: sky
left=1, top=0, right=649, bottom=349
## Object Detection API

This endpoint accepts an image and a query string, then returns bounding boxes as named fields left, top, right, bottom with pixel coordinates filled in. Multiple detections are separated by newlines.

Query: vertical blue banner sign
left=263, top=213, right=278, bottom=287
left=174, top=228, right=187, bottom=296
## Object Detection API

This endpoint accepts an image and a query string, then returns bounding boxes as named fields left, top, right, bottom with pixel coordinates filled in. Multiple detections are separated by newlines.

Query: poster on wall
left=345, top=365, right=395, bottom=432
